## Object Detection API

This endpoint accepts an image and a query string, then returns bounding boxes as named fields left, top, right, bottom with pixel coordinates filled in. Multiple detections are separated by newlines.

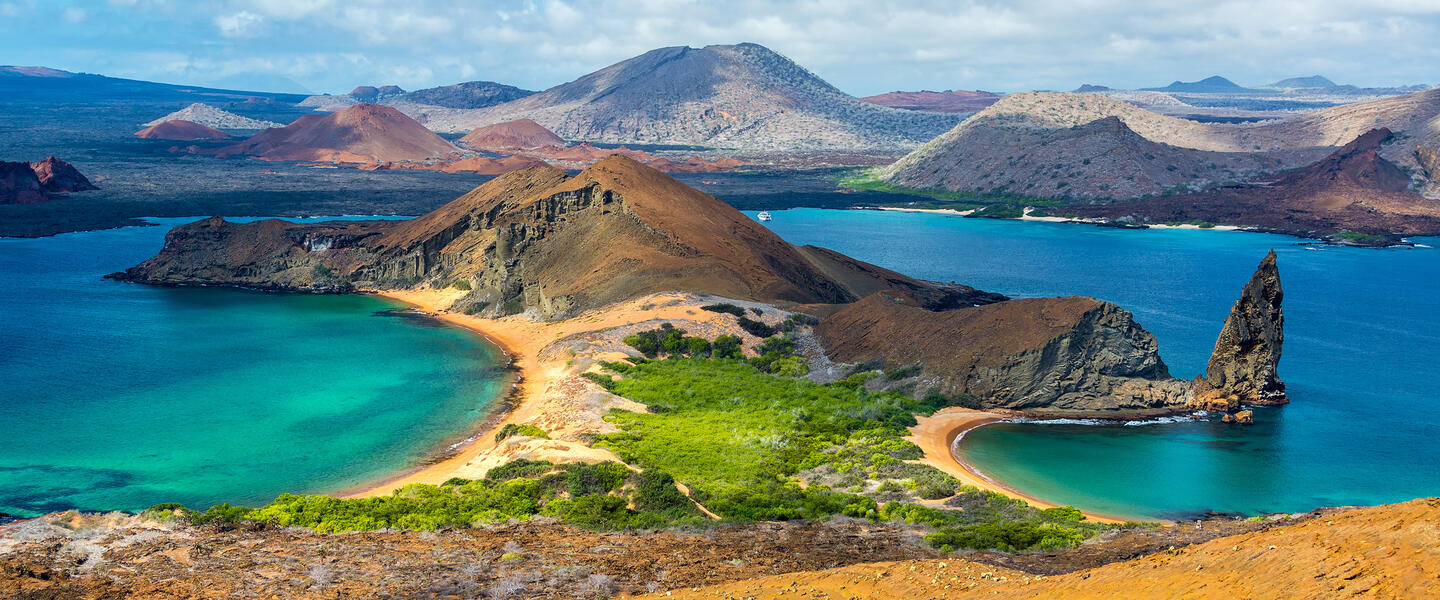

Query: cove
left=756, top=208, right=1440, bottom=520
left=0, top=218, right=508, bottom=518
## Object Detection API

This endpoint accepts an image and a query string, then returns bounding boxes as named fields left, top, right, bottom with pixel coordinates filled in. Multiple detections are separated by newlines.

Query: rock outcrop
left=214, top=103, right=459, bottom=163
left=113, top=156, right=982, bottom=319
left=29, top=157, right=96, bottom=193
left=135, top=119, right=232, bottom=140
left=1192, top=250, right=1286, bottom=413
left=815, top=291, right=1191, bottom=412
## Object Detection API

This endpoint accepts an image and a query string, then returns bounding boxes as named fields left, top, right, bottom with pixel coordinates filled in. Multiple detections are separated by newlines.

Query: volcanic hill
left=421, top=43, right=962, bottom=150
left=458, top=118, right=566, bottom=150
left=143, top=102, right=282, bottom=129
left=1064, top=128, right=1440, bottom=238
left=300, top=81, right=535, bottom=111
left=877, top=87, right=1440, bottom=223
left=858, top=89, right=1001, bottom=113
left=113, top=156, right=991, bottom=318
left=215, top=103, right=459, bottom=163
left=134, top=119, right=231, bottom=140
left=877, top=92, right=1322, bottom=199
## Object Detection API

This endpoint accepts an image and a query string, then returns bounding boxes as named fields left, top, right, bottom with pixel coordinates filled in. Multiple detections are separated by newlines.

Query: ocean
left=0, top=218, right=508, bottom=518
left=756, top=208, right=1440, bottom=520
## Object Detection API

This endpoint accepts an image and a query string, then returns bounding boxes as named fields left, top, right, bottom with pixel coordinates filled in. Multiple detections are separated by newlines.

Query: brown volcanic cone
left=216, top=103, right=458, bottom=163
left=1067, top=128, right=1440, bottom=237
left=115, top=156, right=988, bottom=318
left=135, top=119, right=231, bottom=141
left=458, top=118, right=564, bottom=150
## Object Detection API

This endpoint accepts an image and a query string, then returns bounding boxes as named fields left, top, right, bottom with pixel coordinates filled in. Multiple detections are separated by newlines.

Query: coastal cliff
left=816, top=291, right=1191, bottom=412
left=1192, top=250, right=1286, bottom=412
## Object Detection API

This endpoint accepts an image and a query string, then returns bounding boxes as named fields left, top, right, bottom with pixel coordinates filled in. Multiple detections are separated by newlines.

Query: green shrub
left=632, top=470, right=697, bottom=517
left=885, top=364, right=923, bottom=381
left=712, top=335, right=743, bottom=359
left=311, top=264, right=334, bottom=278
left=191, top=503, right=253, bottom=526
left=736, top=316, right=776, bottom=338
left=450, top=279, right=472, bottom=290
left=701, top=303, right=747, bottom=317
left=494, top=423, right=550, bottom=443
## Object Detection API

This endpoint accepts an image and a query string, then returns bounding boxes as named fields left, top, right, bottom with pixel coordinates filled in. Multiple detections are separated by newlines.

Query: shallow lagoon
left=0, top=218, right=508, bottom=517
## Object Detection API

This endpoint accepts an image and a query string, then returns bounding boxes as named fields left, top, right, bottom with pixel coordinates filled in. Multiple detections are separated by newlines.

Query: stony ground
left=0, top=508, right=1300, bottom=600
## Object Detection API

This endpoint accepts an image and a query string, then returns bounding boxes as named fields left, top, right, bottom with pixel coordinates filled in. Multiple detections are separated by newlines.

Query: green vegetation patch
left=494, top=423, right=550, bottom=443
left=594, top=358, right=961, bottom=520
left=164, top=460, right=703, bottom=533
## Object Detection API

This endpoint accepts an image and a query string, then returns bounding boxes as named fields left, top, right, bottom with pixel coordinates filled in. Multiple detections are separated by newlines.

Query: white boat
left=757, top=211, right=772, bottom=221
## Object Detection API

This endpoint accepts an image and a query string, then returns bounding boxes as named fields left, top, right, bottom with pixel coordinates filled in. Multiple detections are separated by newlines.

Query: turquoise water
left=0, top=219, right=508, bottom=518
left=755, top=209, right=1440, bottom=520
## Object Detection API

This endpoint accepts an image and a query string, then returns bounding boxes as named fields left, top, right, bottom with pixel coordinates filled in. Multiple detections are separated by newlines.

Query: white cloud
left=10, top=0, right=1440, bottom=95
left=62, top=6, right=85, bottom=22
left=215, top=11, right=265, bottom=38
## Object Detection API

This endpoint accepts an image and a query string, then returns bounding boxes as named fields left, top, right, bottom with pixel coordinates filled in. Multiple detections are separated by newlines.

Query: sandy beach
left=347, top=289, right=788, bottom=498
left=907, top=407, right=1126, bottom=524
left=870, top=206, right=975, bottom=216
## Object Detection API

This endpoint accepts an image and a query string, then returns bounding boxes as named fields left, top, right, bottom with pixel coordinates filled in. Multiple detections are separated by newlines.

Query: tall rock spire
left=1193, top=250, right=1286, bottom=413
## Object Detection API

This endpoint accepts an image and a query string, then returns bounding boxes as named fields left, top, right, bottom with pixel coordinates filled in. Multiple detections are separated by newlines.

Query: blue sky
left=3, top=0, right=1439, bottom=95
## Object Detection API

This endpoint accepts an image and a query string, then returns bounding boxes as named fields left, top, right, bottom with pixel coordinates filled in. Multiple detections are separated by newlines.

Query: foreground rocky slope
left=647, top=497, right=1440, bottom=599
left=0, top=501, right=1311, bottom=600
left=407, top=43, right=962, bottom=150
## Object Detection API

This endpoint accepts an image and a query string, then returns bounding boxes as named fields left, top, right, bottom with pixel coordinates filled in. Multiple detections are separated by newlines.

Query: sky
left=2, top=0, right=1439, bottom=96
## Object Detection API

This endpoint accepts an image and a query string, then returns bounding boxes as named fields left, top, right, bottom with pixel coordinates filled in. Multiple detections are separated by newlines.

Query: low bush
left=735, top=316, right=776, bottom=338
left=229, top=461, right=701, bottom=533
left=494, top=423, right=550, bottom=443
left=701, top=303, right=746, bottom=317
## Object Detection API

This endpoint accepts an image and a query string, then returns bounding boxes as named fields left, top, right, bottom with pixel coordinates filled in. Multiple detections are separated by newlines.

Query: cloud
left=4, top=0, right=1439, bottom=95
left=214, top=11, right=265, bottom=38
left=62, top=6, right=85, bottom=22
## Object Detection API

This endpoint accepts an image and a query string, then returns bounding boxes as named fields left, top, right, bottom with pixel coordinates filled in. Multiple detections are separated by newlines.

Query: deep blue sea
left=755, top=209, right=1440, bottom=520
left=0, top=218, right=508, bottom=519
